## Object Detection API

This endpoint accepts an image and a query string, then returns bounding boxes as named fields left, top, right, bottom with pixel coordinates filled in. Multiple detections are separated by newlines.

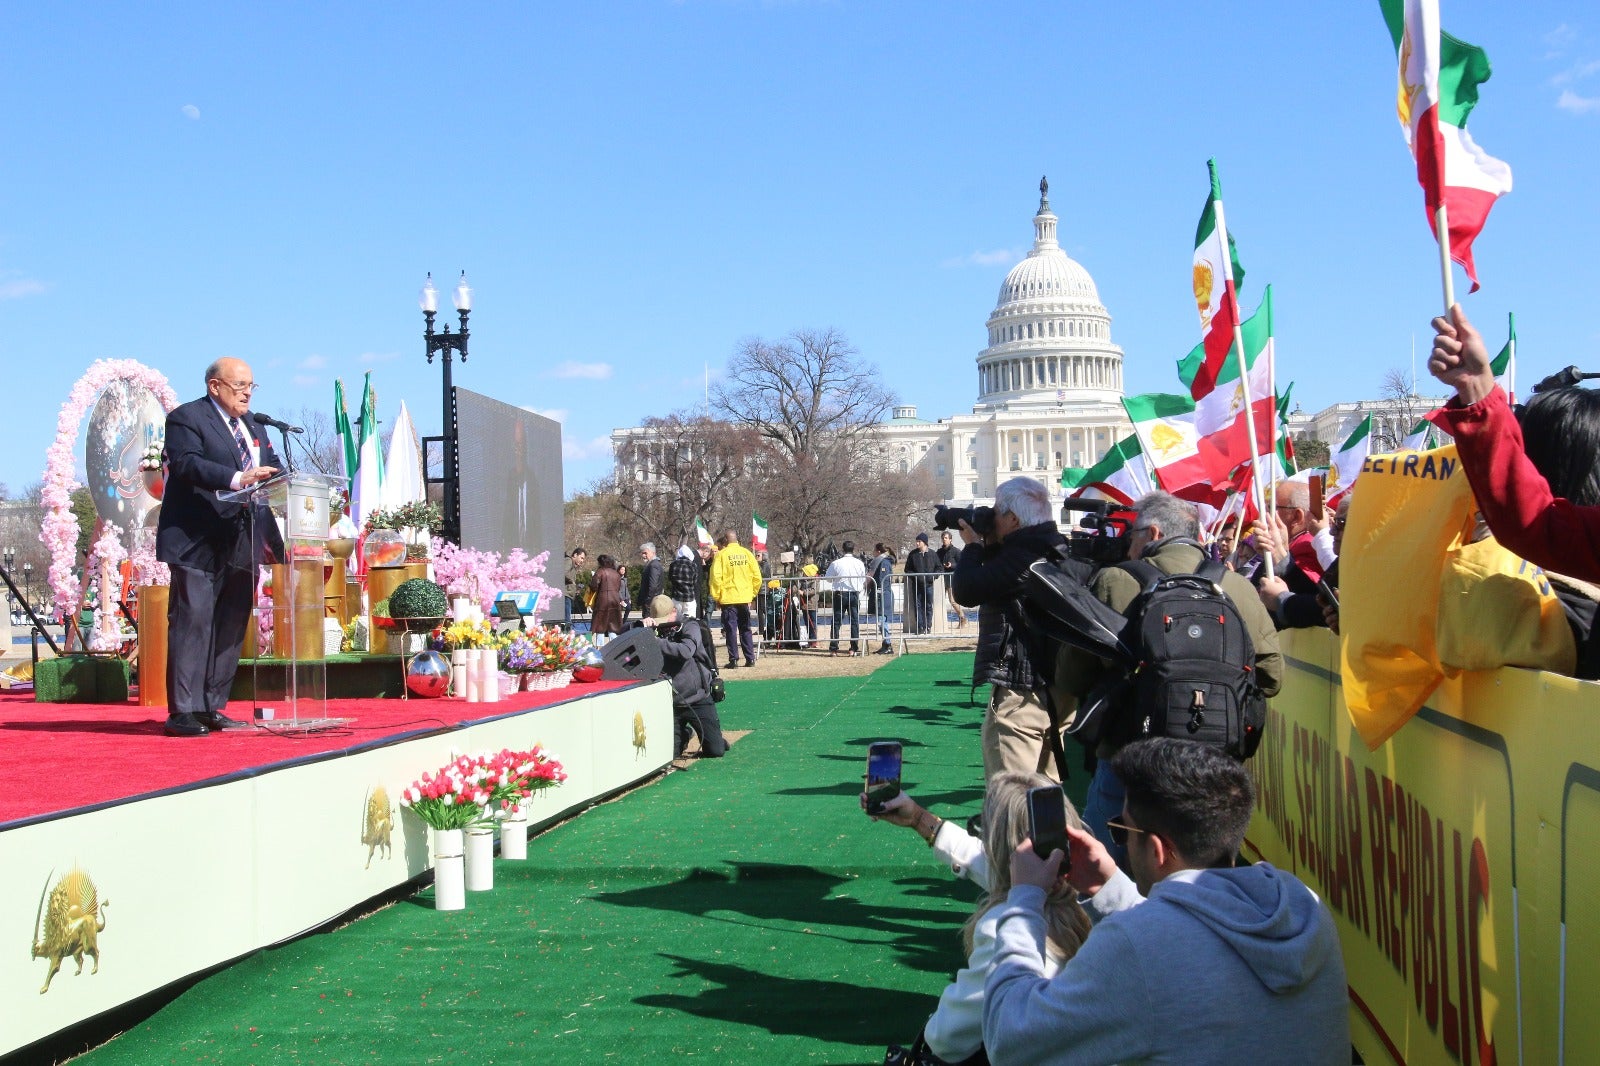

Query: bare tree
left=595, top=410, right=760, bottom=550
left=712, top=328, right=933, bottom=553
left=1374, top=368, right=1426, bottom=452
left=291, top=407, right=346, bottom=476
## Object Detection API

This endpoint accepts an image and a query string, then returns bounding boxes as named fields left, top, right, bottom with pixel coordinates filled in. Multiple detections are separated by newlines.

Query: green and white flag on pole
left=1061, top=435, right=1155, bottom=505
left=334, top=378, right=357, bottom=482
left=1400, top=417, right=1441, bottom=451
left=1327, top=415, right=1372, bottom=506
left=1491, top=311, right=1516, bottom=400
left=351, top=372, right=384, bottom=527
left=751, top=512, right=769, bottom=552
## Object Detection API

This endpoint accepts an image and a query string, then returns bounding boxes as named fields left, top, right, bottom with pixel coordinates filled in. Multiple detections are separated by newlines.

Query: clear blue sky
left=2, top=2, right=1596, bottom=499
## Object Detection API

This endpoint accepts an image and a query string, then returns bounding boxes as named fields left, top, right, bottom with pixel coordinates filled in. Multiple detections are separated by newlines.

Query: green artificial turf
left=77, top=654, right=1086, bottom=1065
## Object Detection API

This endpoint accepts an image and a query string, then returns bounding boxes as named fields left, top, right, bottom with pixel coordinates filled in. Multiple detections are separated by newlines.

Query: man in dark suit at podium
left=156, top=358, right=283, bottom=736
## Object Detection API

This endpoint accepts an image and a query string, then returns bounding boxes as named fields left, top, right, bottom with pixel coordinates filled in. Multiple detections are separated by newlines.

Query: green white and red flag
left=1326, top=415, right=1373, bottom=507
left=1187, top=158, right=1247, bottom=400
left=1061, top=435, right=1155, bottom=506
left=1276, top=383, right=1297, bottom=474
left=1381, top=0, right=1512, bottom=293
left=1178, top=286, right=1274, bottom=440
left=751, top=512, right=769, bottom=552
left=1491, top=311, right=1515, bottom=399
left=695, top=518, right=713, bottom=547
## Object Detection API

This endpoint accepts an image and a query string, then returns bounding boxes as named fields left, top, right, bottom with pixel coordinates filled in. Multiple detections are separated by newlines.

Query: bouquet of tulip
left=508, top=744, right=568, bottom=798
left=400, top=763, right=490, bottom=830
left=525, top=625, right=581, bottom=673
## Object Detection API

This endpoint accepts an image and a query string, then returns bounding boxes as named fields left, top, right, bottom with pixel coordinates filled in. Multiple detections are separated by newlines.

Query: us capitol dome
left=877, top=177, right=1133, bottom=504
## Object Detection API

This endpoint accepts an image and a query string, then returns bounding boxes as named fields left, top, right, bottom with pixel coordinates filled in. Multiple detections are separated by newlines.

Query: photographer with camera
left=1056, top=491, right=1283, bottom=864
left=644, top=595, right=726, bottom=759
left=949, top=477, right=1075, bottom=783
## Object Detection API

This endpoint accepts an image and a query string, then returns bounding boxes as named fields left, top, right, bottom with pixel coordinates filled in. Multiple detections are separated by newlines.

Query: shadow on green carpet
left=70, top=653, right=1053, bottom=1065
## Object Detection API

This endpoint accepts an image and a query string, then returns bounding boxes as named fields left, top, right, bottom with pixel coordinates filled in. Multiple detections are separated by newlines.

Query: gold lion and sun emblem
left=361, top=786, right=394, bottom=869
left=30, top=868, right=108, bottom=995
left=633, top=711, right=648, bottom=754
left=1193, top=259, right=1216, bottom=329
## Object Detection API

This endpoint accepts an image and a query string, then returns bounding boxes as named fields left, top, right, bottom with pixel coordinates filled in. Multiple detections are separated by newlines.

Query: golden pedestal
left=324, top=557, right=350, bottom=625
left=367, top=566, right=410, bottom=614
left=136, top=585, right=169, bottom=708
left=270, top=560, right=327, bottom=661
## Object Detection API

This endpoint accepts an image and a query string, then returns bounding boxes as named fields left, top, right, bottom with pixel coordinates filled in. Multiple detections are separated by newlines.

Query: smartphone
left=864, top=741, right=903, bottom=815
left=1027, top=785, right=1070, bottom=864
left=1315, top=579, right=1340, bottom=611
left=1309, top=473, right=1326, bottom=521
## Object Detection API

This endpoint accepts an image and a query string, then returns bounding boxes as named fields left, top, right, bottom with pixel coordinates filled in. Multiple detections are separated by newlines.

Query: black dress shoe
left=164, top=713, right=209, bottom=737
left=193, top=710, right=245, bottom=731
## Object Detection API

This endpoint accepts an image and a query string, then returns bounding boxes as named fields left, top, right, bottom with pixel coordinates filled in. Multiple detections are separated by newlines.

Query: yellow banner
left=1249, top=628, right=1600, bottom=1065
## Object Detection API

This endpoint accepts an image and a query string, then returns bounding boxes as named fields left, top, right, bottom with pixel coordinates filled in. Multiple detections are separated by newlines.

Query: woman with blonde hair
left=866, top=771, right=1092, bottom=1064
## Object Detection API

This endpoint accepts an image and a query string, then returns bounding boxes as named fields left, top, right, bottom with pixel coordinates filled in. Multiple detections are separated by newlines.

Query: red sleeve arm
left=1437, top=386, right=1600, bottom=582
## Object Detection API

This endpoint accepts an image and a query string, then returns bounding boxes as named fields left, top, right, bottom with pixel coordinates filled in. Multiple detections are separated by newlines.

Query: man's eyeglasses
left=212, top=380, right=259, bottom=395
left=1105, top=818, right=1149, bottom=847
left=1331, top=518, right=1348, bottom=531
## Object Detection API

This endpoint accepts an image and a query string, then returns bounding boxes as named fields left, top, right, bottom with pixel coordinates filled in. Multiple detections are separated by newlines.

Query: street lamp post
left=3, top=547, right=13, bottom=616
left=421, top=271, right=472, bottom=545
left=22, top=562, right=31, bottom=607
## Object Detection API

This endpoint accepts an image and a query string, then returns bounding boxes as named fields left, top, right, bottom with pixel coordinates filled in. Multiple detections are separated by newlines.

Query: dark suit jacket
left=156, top=398, right=284, bottom=573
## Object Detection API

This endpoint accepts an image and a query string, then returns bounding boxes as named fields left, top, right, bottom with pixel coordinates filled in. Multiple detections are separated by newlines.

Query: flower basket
left=524, top=668, right=574, bottom=692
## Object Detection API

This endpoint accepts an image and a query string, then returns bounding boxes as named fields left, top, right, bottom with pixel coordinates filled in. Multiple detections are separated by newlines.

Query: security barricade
left=745, top=573, right=975, bottom=654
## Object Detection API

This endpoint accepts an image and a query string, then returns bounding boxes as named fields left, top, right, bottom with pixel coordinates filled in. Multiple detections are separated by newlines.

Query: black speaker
left=599, top=628, right=664, bottom=681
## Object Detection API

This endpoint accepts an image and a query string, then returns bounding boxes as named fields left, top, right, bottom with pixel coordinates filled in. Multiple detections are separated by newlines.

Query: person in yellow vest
left=709, top=529, right=764, bottom=668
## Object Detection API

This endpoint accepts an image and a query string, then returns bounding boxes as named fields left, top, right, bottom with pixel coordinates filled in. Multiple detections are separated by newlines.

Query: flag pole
left=1435, top=202, right=1456, bottom=313
left=1209, top=184, right=1273, bottom=580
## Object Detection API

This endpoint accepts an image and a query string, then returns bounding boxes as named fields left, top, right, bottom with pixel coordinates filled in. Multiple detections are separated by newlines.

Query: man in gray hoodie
left=983, top=738, right=1348, bottom=1065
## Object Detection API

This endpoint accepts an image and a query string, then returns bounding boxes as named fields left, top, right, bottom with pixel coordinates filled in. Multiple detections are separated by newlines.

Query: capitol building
left=877, top=178, right=1132, bottom=505
left=612, top=178, right=1134, bottom=506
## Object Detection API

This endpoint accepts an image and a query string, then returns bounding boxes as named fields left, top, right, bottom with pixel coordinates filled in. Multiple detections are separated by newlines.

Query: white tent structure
left=380, top=400, right=425, bottom=510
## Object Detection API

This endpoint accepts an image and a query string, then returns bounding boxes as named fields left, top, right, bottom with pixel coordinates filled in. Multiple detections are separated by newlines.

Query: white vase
left=465, top=826, right=495, bottom=891
left=501, top=808, right=528, bottom=860
left=431, top=828, right=465, bottom=911
left=450, top=649, right=468, bottom=697
left=465, top=648, right=481, bottom=702
left=479, top=648, right=500, bottom=704
left=451, top=596, right=472, bottom=621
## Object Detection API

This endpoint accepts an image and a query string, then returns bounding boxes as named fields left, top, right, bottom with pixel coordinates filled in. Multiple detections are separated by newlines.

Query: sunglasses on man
left=1105, top=818, right=1150, bottom=848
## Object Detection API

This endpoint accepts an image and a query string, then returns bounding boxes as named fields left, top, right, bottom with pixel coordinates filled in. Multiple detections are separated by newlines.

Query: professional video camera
left=1060, top=498, right=1134, bottom=565
left=933, top=502, right=996, bottom=537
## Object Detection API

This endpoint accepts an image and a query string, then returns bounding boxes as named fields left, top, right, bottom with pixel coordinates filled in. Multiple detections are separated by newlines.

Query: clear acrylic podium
left=222, top=471, right=350, bottom=731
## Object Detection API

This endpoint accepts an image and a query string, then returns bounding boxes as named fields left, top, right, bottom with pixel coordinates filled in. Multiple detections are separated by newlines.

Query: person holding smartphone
left=864, top=773, right=1090, bottom=1065
left=983, top=739, right=1349, bottom=1065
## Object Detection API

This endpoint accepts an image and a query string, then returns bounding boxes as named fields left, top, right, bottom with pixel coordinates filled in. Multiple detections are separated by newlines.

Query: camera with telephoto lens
left=1060, top=498, right=1133, bottom=565
left=933, top=503, right=996, bottom=536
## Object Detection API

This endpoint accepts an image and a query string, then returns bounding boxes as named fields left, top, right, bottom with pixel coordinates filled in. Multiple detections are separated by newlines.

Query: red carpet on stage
left=0, top=681, right=638, bottom=826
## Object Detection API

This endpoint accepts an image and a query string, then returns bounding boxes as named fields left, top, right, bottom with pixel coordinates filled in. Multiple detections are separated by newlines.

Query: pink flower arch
left=41, top=360, right=179, bottom=637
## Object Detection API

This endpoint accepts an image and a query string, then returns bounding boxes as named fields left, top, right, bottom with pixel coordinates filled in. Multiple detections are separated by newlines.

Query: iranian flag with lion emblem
left=1380, top=0, right=1512, bottom=292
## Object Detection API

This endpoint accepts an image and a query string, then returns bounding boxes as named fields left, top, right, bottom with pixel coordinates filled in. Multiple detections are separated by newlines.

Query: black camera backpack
left=1087, top=558, right=1266, bottom=760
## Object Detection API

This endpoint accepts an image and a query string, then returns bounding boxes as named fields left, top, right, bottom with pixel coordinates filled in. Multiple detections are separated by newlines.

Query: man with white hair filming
left=950, top=476, right=1071, bottom=782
